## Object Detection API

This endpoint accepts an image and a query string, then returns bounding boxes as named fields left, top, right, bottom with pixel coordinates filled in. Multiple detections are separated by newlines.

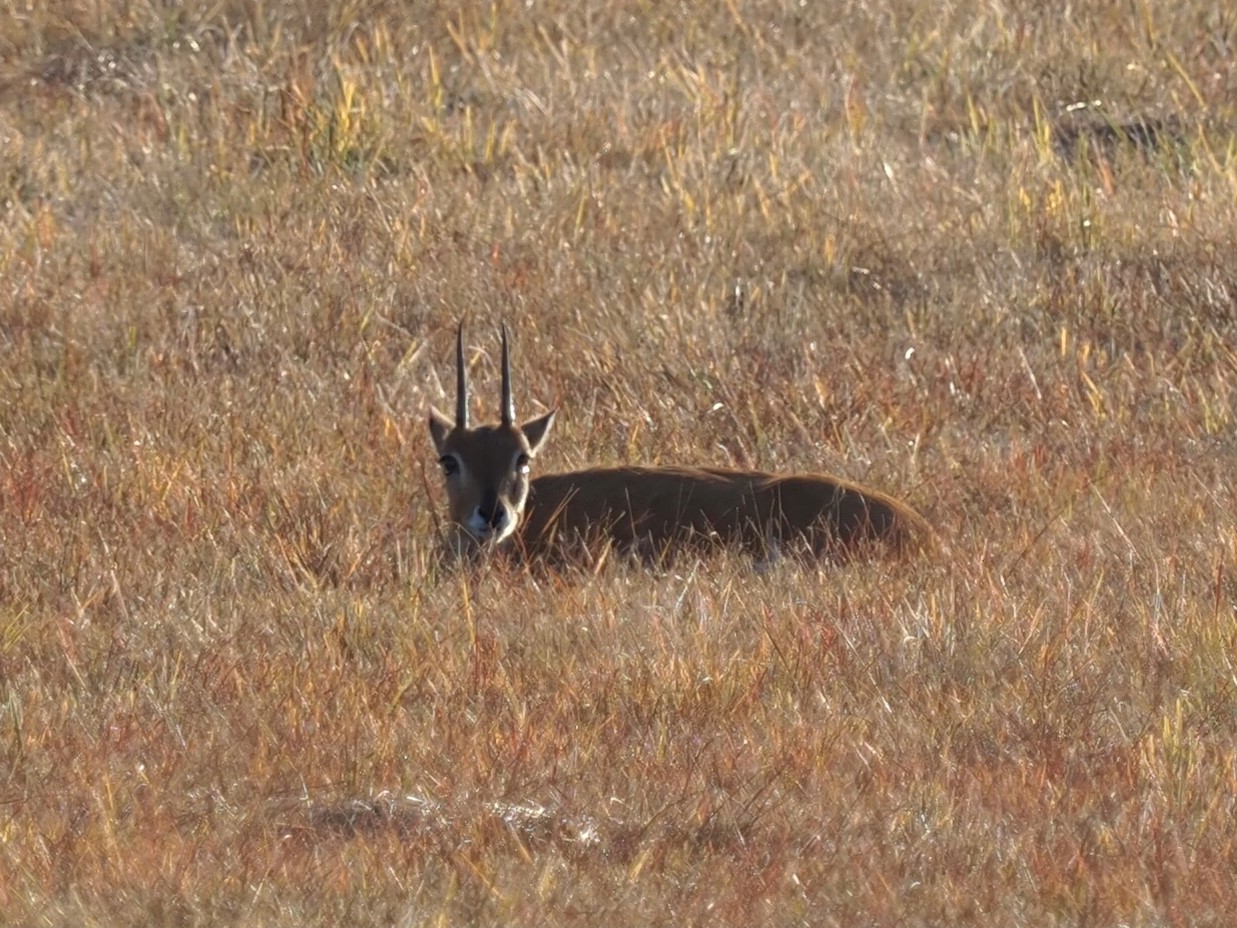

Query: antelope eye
left=515, top=453, right=531, bottom=475
left=439, top=455, right=459, bottom=477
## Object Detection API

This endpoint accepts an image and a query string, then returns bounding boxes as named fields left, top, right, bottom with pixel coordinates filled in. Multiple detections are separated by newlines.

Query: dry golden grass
left=1, top=0, right=1235, bottom=924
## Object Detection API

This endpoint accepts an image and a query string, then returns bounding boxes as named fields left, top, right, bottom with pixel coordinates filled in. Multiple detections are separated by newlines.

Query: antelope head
left=428, top=325, right=556, bottom=547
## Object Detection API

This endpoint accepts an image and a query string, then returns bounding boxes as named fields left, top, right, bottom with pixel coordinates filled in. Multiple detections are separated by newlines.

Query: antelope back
left=519, top=465, right=929, bottom=561
left=428, top=325, right=555, bottom=546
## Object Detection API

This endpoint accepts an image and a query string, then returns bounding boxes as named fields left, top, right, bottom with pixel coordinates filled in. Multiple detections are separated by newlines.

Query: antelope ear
left=521, top=409, right=556, bottom=455
left=428, top=407, right=455, bottom=455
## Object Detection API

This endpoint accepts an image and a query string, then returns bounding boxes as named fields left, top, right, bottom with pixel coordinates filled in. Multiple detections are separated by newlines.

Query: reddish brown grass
left=1, top=1, right=1235, bottom=925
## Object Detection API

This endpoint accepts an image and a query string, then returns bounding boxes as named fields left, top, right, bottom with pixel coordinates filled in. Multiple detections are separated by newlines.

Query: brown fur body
left=514, top=465, right=930, bottom=563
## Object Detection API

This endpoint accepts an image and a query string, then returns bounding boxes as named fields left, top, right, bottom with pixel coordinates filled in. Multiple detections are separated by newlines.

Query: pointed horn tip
left=500, top=323, right=515, bottom=425
left=454, top=323, right=469, bottom=429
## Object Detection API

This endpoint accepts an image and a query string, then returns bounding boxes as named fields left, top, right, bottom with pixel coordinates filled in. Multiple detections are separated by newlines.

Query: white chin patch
left=466, top=515, right=514, bottom=545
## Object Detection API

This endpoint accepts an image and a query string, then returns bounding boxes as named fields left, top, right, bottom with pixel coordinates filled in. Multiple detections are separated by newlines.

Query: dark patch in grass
left=288, top=793, right=774, bottom=864
left=304, top=794, right=444, bottom=839
left=37, top=37, right=155, bottom=95
left=1052, top=112, right=1190, bottom=165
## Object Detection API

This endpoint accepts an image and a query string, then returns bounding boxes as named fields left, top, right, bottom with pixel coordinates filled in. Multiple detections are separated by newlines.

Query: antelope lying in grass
left=428, top=326, right=929, bottom=565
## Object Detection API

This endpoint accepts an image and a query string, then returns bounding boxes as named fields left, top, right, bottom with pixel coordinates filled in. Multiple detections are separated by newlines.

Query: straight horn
left=455, top=323, right=469, bottom=429
left=500, top=323, right=515, bottom=426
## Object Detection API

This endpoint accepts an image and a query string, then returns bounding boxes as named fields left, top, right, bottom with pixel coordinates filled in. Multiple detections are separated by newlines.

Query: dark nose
left=478, top=492, right=506, bottom=530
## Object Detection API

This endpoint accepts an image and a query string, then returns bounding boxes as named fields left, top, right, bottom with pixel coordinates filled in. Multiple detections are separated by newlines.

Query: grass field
left=1, top=1, right=1235, bottom=924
